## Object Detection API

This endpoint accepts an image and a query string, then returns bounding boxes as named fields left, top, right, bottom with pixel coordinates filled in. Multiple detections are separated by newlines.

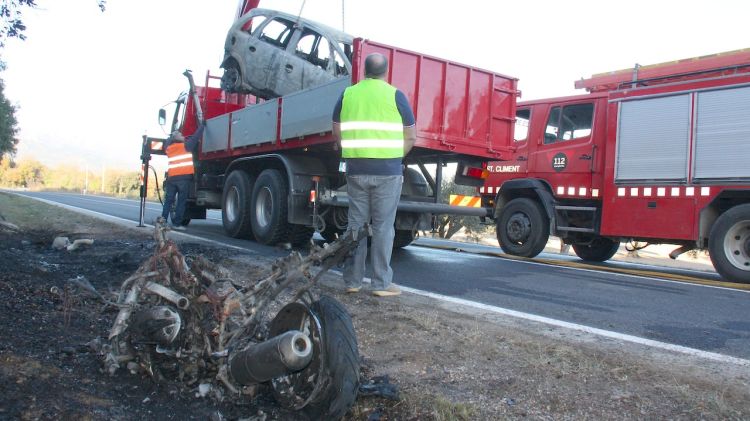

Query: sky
left=2, top=0, right=748, bottom=171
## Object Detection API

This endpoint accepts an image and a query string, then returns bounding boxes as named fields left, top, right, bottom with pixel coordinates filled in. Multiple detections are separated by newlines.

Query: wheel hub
left=255, top=187, right=273, bottom=228
left=226, top=187, right=239, bottom=223
left=506, top=212, right=531, bottom=243
left=723, top=220, right=750, bottom=271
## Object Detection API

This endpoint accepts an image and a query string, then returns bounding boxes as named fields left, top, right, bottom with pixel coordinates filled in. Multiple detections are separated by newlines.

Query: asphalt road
left=14, top=191, right=750, bottom=361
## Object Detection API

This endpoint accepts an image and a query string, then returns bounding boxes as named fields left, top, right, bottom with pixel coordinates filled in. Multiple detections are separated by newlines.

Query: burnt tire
left=393, top=229, right=416, bottom=248
left=220, top=60, right=242, bottom=93
left=251, top=169, right=290, bottom=245
left=270, top=296, right=359, bottom=420
left=572, top=237, right=620, bottom=262
left=708, top=204, right=750, bottom=284
left=497, top=198, right=549, bottom=258
left=222, top=170, right=255, bottom=238
left=305, top=296, right=360, bottom=420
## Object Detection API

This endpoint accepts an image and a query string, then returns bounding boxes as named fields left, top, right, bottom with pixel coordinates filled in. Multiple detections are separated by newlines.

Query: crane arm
left=235, top=0, right=261, bottom=19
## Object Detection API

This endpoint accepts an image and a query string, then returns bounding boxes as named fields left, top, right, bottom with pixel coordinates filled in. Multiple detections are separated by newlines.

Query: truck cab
left=484, top=92, right=614, bottom=259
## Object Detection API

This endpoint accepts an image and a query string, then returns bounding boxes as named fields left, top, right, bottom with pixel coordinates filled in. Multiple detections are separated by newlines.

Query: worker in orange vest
left=161, top=123, right=204, bottom=230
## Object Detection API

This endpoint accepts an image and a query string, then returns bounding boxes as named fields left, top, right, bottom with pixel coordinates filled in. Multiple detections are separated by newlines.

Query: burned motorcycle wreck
left=103, top=220, right=364, bottom=419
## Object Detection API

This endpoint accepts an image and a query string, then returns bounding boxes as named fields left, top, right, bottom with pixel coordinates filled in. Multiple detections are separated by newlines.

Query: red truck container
left=142, top=38, right=518, bottom=248
left=481, top=49, right=750, bottom=283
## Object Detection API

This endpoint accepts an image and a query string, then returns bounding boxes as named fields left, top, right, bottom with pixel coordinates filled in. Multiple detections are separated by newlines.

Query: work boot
left=345, top=286, right=361, bottom=293
left=372, top=285, right=401, bottom=297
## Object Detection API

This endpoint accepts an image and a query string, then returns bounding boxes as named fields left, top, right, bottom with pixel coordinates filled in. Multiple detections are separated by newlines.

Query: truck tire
left=320, top=225, right=344, bottom=243
left=289, top=224, right=315, bottom=247
left=270, top=296, right=359, bottom=420
left=251, top=169, right=290, bottom=245
left=393, top=229, right=416, bottom=248
left=222, top=170, right=255, bottom=238
left=708, top=204, right=750, bottom=284
left=497, top=198, right=549, bottom=258
left=572, top=237, right=620, bottom=262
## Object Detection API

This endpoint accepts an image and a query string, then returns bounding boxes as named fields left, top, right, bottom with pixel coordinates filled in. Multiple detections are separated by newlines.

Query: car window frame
left=255, top=15, right=297, bottom=50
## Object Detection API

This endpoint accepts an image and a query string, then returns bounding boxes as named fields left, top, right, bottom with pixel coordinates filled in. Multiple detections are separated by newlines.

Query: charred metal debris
left=99, top=220, right=366, bottom=418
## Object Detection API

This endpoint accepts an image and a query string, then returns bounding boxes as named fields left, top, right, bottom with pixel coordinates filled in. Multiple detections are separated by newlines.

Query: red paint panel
left=358, top=39, right=518, bottom=158
left=415, top=58, right=445, bottom=140
left=466, top=69, right=490, bottom=142
left=443, top=65, right=469, bottom=140
left=601, top=197, right=695, bottom=240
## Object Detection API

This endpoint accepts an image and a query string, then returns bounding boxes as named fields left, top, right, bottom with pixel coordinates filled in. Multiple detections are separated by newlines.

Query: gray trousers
left=343, top=174, right=403, bottom=289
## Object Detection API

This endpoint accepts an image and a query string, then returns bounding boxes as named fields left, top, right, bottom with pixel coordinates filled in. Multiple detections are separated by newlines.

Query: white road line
left=399, top=285, right=750, bottom=367
left=414, top=243, right=743, bottom=294
left=17, top=193, right=750, bottom=366
left=20, top=195, right=256, bottom=254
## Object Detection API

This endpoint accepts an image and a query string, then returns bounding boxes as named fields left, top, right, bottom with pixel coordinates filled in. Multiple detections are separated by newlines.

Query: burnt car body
left=220, top=8, right=353, bottom=99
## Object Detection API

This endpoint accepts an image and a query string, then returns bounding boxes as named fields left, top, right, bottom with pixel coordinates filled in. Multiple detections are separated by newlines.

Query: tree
left=0, top=0, right=37, bottom=49
left=0, top=80, right=18, bottom=159
left=433, top=178, right=490, bottom=241
left=1, top=1, right=106, bottom=49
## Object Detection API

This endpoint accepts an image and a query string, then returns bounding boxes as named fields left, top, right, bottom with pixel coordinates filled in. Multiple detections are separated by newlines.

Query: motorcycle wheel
left=269, top=296, right=359, bottom=420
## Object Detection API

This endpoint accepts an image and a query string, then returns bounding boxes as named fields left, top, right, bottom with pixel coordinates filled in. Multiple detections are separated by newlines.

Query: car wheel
left=572, top=237, right=620, bottom=262
left=497, top=198, right=549, bottom=258
left=709, top=204, right=750, bottom=283
left=250, top=169, right=289, bottom=245
left=222, top=170, right=255, bottom=238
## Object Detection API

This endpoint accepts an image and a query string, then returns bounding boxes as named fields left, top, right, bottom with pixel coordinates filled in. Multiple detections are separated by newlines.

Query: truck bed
left=200, top=39, right=518, bottom=161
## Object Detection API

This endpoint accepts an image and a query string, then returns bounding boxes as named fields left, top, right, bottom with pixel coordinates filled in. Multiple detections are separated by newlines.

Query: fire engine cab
left=482, top=49, right=750, bottom=284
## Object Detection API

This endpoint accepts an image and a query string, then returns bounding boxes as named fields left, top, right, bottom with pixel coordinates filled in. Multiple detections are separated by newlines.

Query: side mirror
left=158, top=109, right=167, bottom=126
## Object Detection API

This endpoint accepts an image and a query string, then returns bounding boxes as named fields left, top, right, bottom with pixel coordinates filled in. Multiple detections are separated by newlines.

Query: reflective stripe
left=168, top=153, right=193, bottom=162
left=340, top=121, right=403, bottom=132
left=341, top=139, right=404, bottom=149
left=168, top=162, right=194, bottom=169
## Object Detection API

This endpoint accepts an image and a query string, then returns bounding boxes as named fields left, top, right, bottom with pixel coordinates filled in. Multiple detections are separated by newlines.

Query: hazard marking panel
left=449, top=195, right=481, bottom=207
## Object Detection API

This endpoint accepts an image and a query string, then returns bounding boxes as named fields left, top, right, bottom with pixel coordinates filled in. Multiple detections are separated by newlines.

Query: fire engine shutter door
left=693, top=85, right=750, bottom=181
left=615, top=94, right=690, bottom=183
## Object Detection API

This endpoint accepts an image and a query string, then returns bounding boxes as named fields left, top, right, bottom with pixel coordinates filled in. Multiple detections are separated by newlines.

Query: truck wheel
left=320, top=225, right=344, bottom=243
left=709, top=204, right=750, bottom=283
left=393, top=229, right=416, bottom=248
left=289, top=224, right=315, bottom=247
left=497, top=198, right=549, bottom=258
left=269, top=296, right=359, bottom=420
left=572, top=237, right=620, bottom=262
left=251, top=169, right=289, bottom=245
left=222, top=170, right=255, bottom=238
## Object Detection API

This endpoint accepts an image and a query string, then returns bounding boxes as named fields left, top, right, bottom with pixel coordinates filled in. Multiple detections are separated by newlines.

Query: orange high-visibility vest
left=166, top=142, right=194, bottom=177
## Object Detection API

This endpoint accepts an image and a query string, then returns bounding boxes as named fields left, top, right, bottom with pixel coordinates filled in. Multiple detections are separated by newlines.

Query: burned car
left=220, top=8, right=353, bottom=98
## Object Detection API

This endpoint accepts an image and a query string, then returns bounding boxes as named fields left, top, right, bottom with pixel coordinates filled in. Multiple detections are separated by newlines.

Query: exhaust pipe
left=229, top=330, right=313, bottom=385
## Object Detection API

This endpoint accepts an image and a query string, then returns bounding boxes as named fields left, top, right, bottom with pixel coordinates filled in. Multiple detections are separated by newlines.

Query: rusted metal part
left=144, top=281, right=190, bottom=310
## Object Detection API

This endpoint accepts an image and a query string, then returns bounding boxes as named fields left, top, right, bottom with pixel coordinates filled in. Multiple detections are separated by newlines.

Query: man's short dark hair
left=365, top=53, right=388, bottom=78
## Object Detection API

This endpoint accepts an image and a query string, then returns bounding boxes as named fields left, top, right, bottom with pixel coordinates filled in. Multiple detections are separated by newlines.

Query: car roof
left=243, top=8, right=353, bottom=44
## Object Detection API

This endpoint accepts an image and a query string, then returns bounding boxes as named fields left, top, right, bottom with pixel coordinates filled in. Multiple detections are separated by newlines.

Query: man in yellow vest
left=161, top=123, right=204, bottom=230
left=332, top=53, right=416, bottom=297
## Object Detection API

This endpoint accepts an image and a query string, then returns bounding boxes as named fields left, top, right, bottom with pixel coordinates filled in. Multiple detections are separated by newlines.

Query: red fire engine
left=482, top=49, right=750, bottom=283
